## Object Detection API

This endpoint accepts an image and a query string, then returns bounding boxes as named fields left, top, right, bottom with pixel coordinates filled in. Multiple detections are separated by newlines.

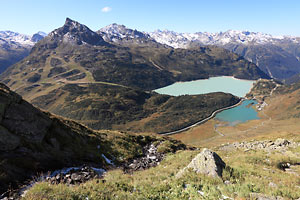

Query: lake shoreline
left=160, top=98, right=244, bottom=136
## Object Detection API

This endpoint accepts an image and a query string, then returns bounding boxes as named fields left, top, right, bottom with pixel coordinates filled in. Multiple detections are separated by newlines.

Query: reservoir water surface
left=155, top=76, right=259, bottom=126
left=215, top=99, right=259, bottom=125
left=154, top=76, right=255, bottom=97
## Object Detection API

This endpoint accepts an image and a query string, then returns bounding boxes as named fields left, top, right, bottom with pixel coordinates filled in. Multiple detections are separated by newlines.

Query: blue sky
left=1, top=0, right=299, bottom=36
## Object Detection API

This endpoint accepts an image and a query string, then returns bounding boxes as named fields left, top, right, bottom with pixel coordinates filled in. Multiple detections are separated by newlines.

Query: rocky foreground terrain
left=0, top=83, right=187, bottom=198
left=11, top=135, right=299, bottom=200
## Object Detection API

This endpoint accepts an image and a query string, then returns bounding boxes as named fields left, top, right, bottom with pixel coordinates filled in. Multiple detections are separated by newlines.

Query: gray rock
left=274, top=138, right=290, bottom=146
left=177, top=148, right=226, bottom=178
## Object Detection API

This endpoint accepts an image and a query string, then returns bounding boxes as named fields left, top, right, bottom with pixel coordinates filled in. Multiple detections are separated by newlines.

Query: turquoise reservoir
left=154, top=76, right=255, bottom=97
left=155, top=76, right=259, bottom=126
left=215, top=99, right=260, bottom=125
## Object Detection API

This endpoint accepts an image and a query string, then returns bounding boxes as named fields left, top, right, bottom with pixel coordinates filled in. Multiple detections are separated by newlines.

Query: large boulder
left=177, top=148, right=226, bottom=178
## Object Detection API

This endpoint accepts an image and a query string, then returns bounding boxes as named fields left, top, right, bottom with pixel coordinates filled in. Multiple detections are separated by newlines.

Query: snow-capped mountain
left=0, top=31, right=46, bottom=73
left=148, top=29, right=300, bottom=48
left=0, top=31, right=46, bottom=47
left=98, top=23, right=164, bottom=47
left=99, top=23, right=151, bottom=41
left=148, top=29, right=300, bottom=80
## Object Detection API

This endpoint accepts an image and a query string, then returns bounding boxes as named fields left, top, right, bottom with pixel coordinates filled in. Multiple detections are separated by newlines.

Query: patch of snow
left=102, top=154, right=114, bottom=165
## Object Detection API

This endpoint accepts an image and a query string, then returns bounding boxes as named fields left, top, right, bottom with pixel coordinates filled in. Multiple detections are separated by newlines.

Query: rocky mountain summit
left=98, top=23, right=162, bottom=47
left=47, top=18, right=107, bottom=46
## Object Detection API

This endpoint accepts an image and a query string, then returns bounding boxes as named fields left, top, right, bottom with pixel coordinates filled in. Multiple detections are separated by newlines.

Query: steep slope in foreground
left=0, top=18, right=268, bottom=94
left=0, top=83, right=186, bottom=195
left=30, top=83, right=240, bottom=133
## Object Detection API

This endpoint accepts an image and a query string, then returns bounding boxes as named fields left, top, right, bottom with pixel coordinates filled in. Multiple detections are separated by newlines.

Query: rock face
left=0, top=83, right=107, bottom=194
left=48, top=18, right=107, bottom=46
left=177, top=148, right=226, bottom=178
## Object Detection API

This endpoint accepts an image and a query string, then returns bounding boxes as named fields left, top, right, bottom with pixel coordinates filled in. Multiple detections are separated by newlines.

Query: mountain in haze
left=149, top=29, right=300, bottom=80
left=0, top=31, right=46, bottom=73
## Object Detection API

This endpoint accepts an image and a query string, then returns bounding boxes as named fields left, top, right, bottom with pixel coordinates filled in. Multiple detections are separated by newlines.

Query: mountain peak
left=98, top=23, right=155, bottom=45
left=31, top=31, right=47, bottom=42
left=48, top=18, right=107, bottom=46
left=64, top=18, right=83, bottom=30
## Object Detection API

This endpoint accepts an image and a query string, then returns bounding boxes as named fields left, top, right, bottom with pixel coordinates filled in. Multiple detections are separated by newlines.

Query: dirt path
left=149, top=58, right=164, bottom=71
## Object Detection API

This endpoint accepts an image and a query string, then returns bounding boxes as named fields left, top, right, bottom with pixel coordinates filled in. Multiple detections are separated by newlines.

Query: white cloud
left=101, top=7, right=112, bottom=13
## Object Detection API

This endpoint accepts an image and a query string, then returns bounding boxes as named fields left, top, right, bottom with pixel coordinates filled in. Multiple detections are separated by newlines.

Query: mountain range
left=0, top=31, right=46, bottom=73
left=2, top=22, right=300, bottom=82
left=148, top=29, right=300, bottom=80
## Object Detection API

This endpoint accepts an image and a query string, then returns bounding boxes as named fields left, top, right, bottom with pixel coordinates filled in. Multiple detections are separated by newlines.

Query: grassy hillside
left=30, top=83, right=240, bottom=133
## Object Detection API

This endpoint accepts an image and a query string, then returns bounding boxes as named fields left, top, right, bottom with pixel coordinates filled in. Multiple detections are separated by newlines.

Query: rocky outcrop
left=177, top=148, right=226, bottom=178
left=46, top=166, right=105, bottom=185
left=123, top=143, right=164, bottom=173
left=218, top=138, right=300, bottom=153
